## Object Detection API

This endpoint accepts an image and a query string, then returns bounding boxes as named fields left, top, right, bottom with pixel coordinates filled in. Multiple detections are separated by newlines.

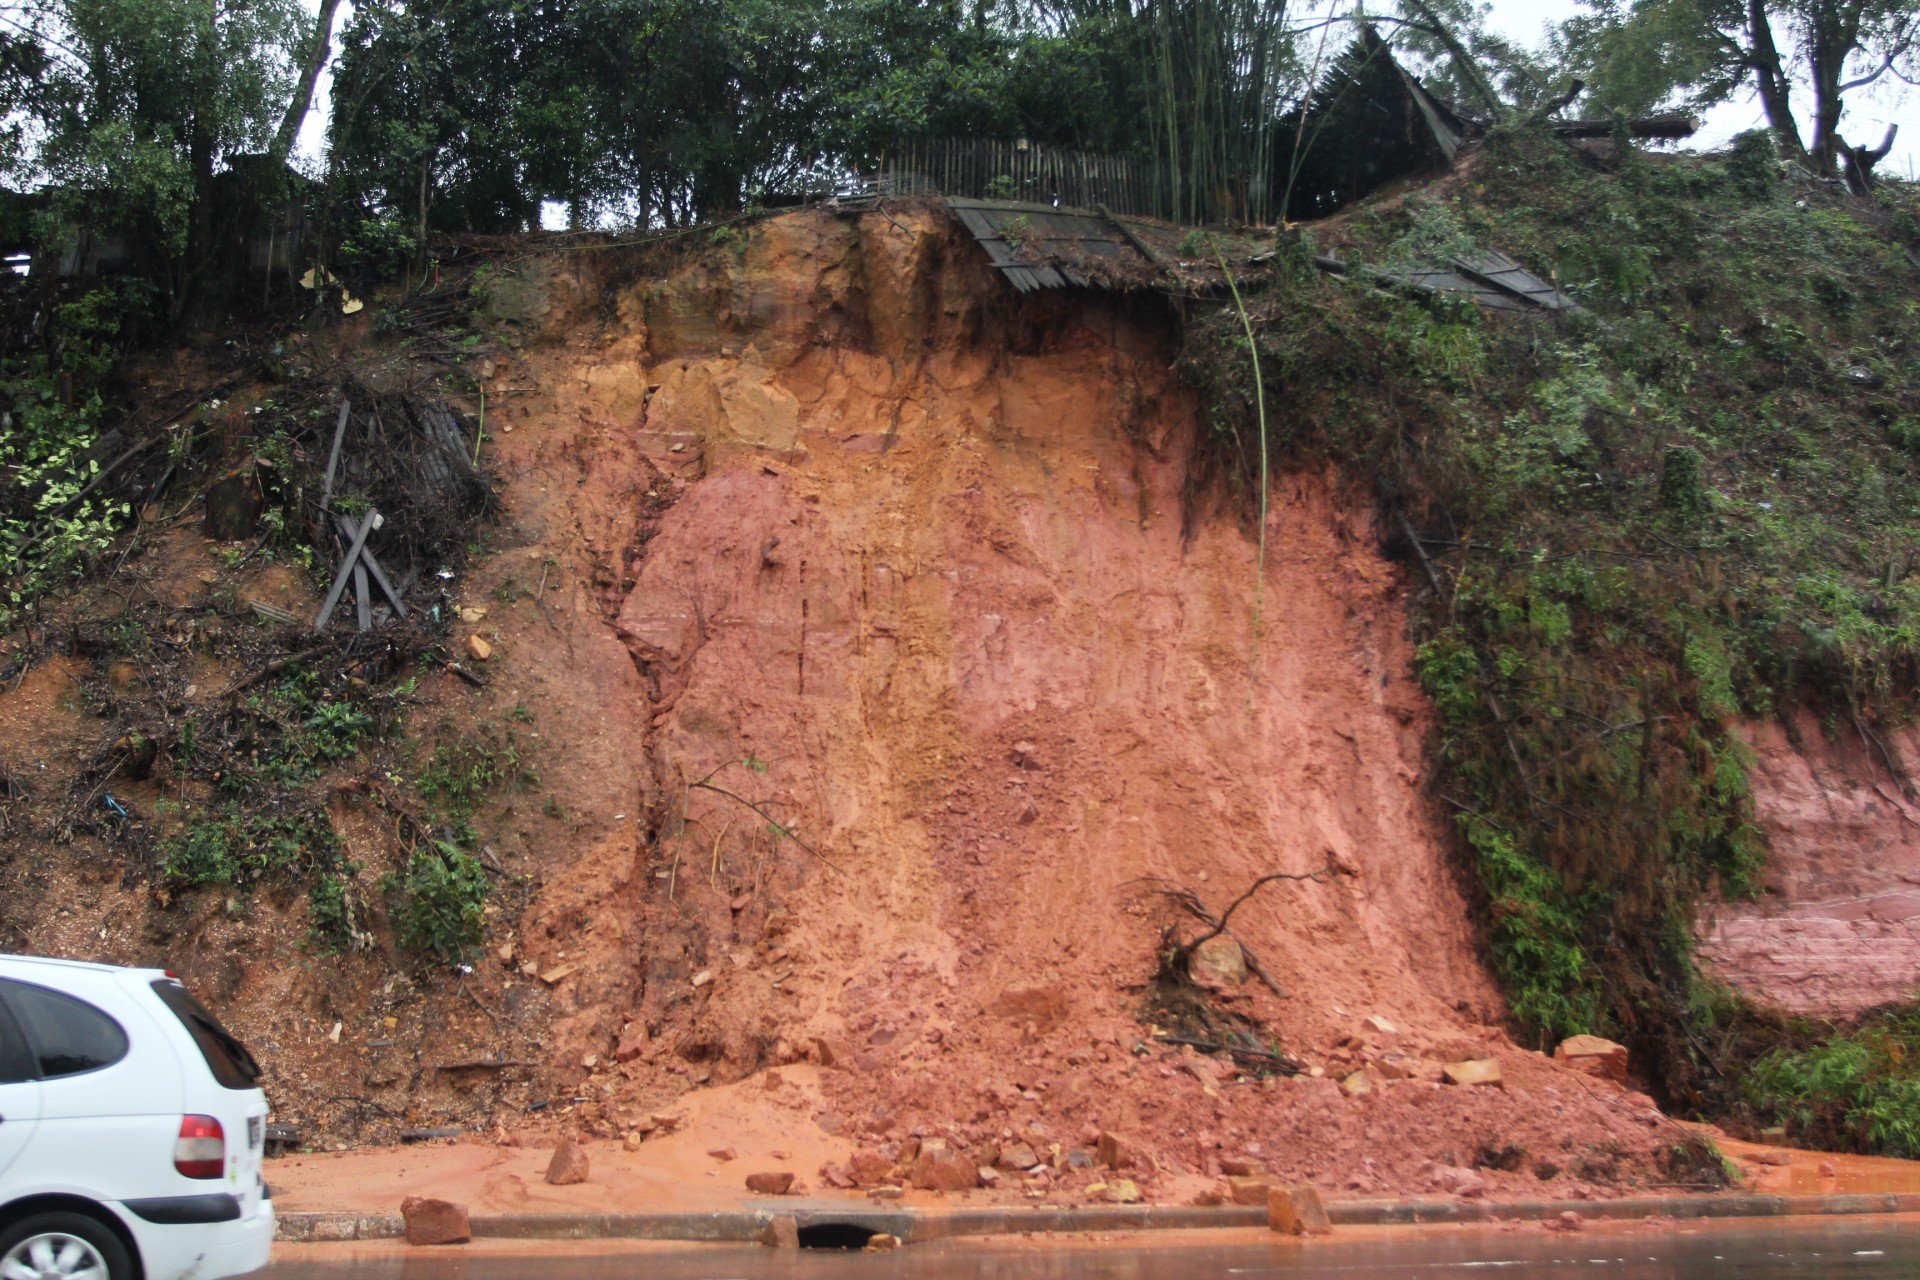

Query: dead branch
left=688, top=774, right=840, bottom=875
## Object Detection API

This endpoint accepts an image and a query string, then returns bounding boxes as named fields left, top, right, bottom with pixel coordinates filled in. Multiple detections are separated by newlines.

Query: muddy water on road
left=265, top=1217, right=1920, bottom=1279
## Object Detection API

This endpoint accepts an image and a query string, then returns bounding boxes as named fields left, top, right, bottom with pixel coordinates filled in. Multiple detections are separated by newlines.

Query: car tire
left=0, top=1212, right=134, bottom=1280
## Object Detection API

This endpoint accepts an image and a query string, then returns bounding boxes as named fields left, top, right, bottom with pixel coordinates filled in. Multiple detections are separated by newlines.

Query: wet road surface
left=263, top=1216, right=1920, bottom=1279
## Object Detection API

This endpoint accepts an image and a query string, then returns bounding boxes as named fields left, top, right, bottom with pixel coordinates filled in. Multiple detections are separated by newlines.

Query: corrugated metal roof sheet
left=946, top=195, right=1574, bottom=314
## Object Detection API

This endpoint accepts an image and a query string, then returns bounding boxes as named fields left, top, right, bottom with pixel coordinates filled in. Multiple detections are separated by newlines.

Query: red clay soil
left=259, top=203, right=1738, bottom=1210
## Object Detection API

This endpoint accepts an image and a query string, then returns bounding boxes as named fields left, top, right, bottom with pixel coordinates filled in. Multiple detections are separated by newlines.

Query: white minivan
left=0, top=956, right=273, bottom=1280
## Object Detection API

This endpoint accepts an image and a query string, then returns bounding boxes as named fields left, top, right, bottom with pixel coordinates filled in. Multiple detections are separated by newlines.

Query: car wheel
left=0, top=1213, right=132, bottom=1280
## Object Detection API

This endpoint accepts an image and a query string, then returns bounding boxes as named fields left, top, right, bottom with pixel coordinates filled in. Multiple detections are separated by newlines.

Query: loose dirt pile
left=411, top=205, right=1711, bottom=1202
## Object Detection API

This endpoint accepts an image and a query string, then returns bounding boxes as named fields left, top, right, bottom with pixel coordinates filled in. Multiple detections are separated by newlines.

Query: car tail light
left=175, top=1115, right=225, bottom=1178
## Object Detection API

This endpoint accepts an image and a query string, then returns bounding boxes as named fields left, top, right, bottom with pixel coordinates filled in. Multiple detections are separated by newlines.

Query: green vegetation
left=1744, top=1008, right=1920, bottom=1157
left=158, top=805, right=339, bottom=887
left=382, top=842, right=489, bottom=959
left=1181, top=124, right=1920, bottom=1137
left=415, top=724, right=524, bottom=821
left=0, top=290, right=138, bottom=625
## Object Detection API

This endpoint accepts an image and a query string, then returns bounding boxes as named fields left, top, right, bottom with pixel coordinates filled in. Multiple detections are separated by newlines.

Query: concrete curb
left=275, top=1191, right=1920, bottom=1244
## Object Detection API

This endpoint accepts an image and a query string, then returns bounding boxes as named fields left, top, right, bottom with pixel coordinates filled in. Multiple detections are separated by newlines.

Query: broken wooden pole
left=314, top=509, right=380, bottom=630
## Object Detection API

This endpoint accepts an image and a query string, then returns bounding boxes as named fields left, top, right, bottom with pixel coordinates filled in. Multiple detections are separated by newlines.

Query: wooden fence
left=881, top=139, right=1175, bottom=222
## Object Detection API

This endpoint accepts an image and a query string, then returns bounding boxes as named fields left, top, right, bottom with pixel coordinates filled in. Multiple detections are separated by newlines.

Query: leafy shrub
left=382, top=842, right=489, bottom=959
left=158, top=807, right=337, bottom=887
left=1744, top=1009, right=1920, bottom=1157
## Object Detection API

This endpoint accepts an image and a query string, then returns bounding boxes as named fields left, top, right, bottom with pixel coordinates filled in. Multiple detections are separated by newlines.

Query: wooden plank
left=319, top=400, right=350, bottom=511
left=353, top=561, right=372, bottom=630
left=333, top=512, right=408, bottom=618
left=314, top=509, right=380, bottom=630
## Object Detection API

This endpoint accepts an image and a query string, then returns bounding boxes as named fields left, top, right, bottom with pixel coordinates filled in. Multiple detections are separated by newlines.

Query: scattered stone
left=909, top=1138, right=982, bottom=1192
left=1553, top=1035, right=1630, bottom=1082
left=1545, top=1210, right=1585, bottom=1233
left=1191, top=1189, right=1226, bottom=1207
left=1340, top=1070, right=1375, bottom=1098
left=459, top=606, right=488, bottom=622
left=1442, top=1058, right=1503, bottom=1088
left=708, top=1147, right=737, bottom=1162
left=1374, top=1053, right=1420, bottom=1080
left=760, top=1216, right=799, bottom=1249
left=613, top=1024, right=648, bottom=1063
left=1096, top=1131, right=1152, bottom=1171
left=538, top=964, right=576, bottom=986
left=650, top=1112, right=681, bottom=1132
left=1435, top=1166, right=1487, bottom=1199
left=622, top=1131, right=644, bottom=1152
left=1818, top=1160, right=1838, bottom=1177
left=1220, top=1158, right=1261, bottom=1178
left=1227, top=1175, right=1275, bottom=1206
left=1750, top=1149, right=1792, bottom=1167
left=868, top=1185, right=905, bottom=1200
left=1267, top=1184, right=1332, bottom=1236
left=978, top=1167, right=1002, bottom=1187
left=467, top=635, right=493, bottom=661
left=1363, top=1014, right=1398, bottom=1036
left=1104, top=1178, right=1142, bottom=1204
left=998, top=1142, right=1039, bottom=1171
left=400, top=1196, right=470, bottom=1246
left=811, top=1034, right=854, bottom=1068
left=745, top=1171, right=795, bottom=1195
left=866, top=1234, right=901, bottom=1251
left=849, top=1149, right=897, bottom=1187
left=1188, top=935, right=1249, bottom=988
left=544, top=1140, right=590, bottom=1186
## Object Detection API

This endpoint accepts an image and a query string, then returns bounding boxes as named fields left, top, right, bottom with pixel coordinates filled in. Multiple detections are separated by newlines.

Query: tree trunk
left=271, top=0, right=345, bottom=167
left=1745, top=0, right=1807, bottom=163
left=1803, top=0, right=1867, bottom=178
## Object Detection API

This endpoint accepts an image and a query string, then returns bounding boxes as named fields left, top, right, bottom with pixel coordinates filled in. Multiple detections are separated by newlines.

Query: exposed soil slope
left=1698, top=716, right=1920, bottom=1016
left=445, top=206, right=1700, bottom=1198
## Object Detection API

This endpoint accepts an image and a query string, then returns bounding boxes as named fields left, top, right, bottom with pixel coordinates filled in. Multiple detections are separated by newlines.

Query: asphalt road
left=261, top=1216, right=1920, bottom=1279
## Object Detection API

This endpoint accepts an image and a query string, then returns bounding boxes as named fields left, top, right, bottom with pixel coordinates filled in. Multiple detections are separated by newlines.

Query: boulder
left=1220, top=1158, right=1261, bottom=1177
left=761, top=1216, right=800, bottom=1249
left=544, top=1139, right=590, bottom=1185
left=1435, top=1166, right=1487, bottom=1199
left=1104, top=1178, right=1142, bottom=1204
left=1553, top=1035, right=1629, bottom=1082
left=1340, top=1069, right=1376, bottom=1098
left=866, top=1234, right=902, bottom=1251
left=1188, top=935, right=1248, bottom=988
left=909, top=1139, right=981, bottom=1192
left=745, top=1171, right=796, bottom=1195
left=1442, top=1058, right=1503, bottom=1088
left=1266, top=1184, right=1331, bottom=1236
left=400, top=1196, right=470, bottom=1246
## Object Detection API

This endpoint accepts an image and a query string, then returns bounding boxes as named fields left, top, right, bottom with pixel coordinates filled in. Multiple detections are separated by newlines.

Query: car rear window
left=150, top=980, right=261, bottom=1090
left=0, top=980, right=129, bottom=1078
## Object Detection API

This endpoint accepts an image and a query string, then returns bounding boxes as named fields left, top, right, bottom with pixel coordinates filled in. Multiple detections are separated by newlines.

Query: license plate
left=247, top=1117, right=263, bottom=1149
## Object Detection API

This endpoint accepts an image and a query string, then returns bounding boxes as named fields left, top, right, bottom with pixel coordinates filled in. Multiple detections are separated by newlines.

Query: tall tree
left=1568, top=0, right=1918, bottom=182
left=1, top=0, right=309, bottom=301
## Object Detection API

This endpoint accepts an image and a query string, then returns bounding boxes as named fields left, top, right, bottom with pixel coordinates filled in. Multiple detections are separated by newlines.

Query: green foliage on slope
left=1181, top=125, right=1920, bottom=1136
